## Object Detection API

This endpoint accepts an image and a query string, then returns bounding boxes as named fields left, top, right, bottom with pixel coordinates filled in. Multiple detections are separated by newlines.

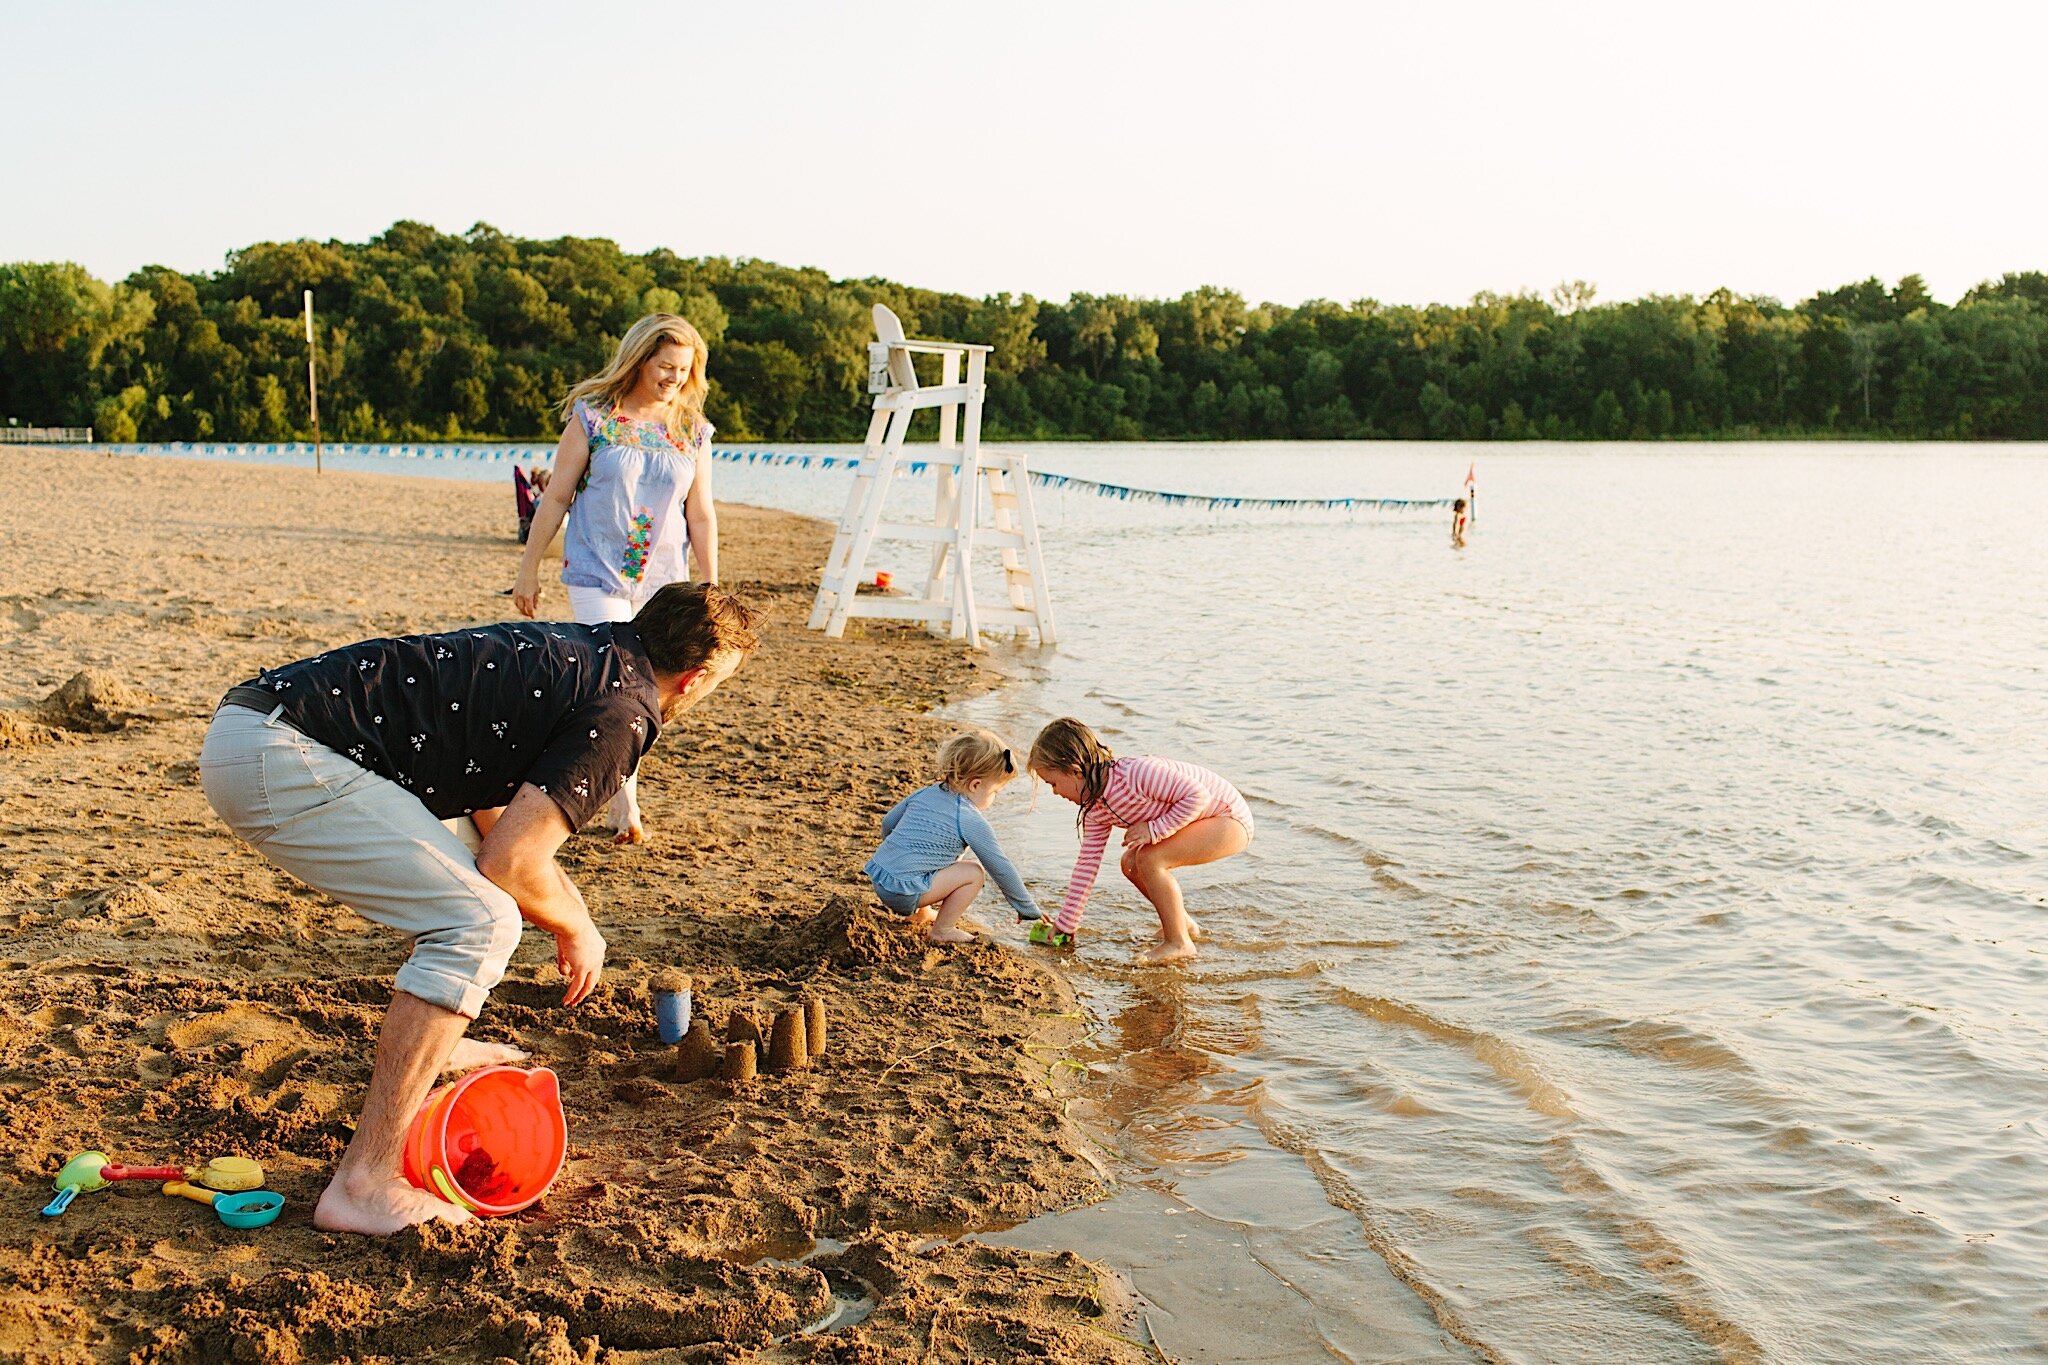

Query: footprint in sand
left=162, top=1004, right=318, bottom=1092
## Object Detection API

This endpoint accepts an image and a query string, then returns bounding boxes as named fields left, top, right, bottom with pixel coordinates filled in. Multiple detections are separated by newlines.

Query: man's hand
left=555, top=922, right=607, bottom=1006
left=478, top=785, right=601, bottom=1009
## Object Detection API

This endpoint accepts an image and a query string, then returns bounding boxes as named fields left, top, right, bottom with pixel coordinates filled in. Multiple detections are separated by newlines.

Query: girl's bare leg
left=1123, top=818, right=1249, bottom=965
left=921, top=862, right=985, bottom=944
left=1123, top=848, right=1203, bottom=944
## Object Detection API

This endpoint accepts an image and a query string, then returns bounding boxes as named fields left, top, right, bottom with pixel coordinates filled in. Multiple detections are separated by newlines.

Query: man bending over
left=197, top=583, right=759, bottom=1234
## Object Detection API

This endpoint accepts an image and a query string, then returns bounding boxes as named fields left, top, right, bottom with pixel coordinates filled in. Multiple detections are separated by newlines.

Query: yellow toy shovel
left=163, top=1181, right=283, bottom=1229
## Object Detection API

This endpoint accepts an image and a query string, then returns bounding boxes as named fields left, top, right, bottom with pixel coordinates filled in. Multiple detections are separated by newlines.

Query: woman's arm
left=684, top=443, right=718, bottom=583
left=513, top=417, right=592, bottom=617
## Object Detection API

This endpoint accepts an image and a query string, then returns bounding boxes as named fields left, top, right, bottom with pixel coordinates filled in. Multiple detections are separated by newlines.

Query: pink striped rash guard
left=1053, top=756, right=1251, bottom=933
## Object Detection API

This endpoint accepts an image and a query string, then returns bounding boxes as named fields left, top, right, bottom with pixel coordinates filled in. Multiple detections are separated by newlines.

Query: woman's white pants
left=565, top=585, right=646, bottom=830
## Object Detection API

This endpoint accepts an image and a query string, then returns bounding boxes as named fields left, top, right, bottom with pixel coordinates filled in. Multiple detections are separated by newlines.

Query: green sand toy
left=43, top=1152, right=110, bottom=1217
left=1028, top=923, right=1073, bottom=949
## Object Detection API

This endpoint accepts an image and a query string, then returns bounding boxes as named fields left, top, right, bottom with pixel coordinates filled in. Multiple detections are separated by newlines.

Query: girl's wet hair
left=1029, top=717, right=1115, bottom=823
left=936, top=729, right=1016, bottom=789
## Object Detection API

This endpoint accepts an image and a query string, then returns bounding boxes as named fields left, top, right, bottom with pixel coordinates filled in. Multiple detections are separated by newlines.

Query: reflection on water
left=1069, top=971, right=1263, bottom=1170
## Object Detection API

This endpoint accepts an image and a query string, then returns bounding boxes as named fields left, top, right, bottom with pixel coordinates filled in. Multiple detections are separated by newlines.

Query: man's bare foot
left=443, top=1038, right=530, bottom=1072
left=611, top=813, right=647, bottom=845
left=1138, top=939, right=1198, bottom=966
left=314, top=1172, right=471, bottom=1235
left=907, top=906, right=938, bottom=934
left=926, top=926, right=974, bottom=945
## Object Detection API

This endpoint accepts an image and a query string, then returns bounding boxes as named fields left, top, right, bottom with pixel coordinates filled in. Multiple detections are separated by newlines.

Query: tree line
left=3, top=220, right=2044, bottom=443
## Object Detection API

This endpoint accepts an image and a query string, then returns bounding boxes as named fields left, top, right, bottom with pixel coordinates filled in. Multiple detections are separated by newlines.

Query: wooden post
left=303, top=289, right=323, bottom=476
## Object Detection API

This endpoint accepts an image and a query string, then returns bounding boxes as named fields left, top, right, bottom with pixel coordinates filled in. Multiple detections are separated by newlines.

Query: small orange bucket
left=401, top=1065, right=566, bottom=1216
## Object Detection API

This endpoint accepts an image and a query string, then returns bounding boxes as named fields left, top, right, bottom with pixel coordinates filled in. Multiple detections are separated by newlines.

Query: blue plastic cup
left=655, top=987, right=692, bottom=1045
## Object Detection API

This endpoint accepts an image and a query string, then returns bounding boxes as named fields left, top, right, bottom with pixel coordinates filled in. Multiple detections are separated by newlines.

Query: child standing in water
left=1451, top=497, right=1468, bottom=548
left=1028, top=717, right=1252, bottom=964
left=865, top=730, right=1042, bottom=944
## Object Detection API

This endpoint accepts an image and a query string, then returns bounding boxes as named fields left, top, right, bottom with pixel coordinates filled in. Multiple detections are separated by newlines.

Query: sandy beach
left=0, top=448, right=1150, bottom=1362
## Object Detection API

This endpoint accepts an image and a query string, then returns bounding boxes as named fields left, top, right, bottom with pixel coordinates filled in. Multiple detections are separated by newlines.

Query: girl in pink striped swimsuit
left=1027, top=717, right=1252, bottom=964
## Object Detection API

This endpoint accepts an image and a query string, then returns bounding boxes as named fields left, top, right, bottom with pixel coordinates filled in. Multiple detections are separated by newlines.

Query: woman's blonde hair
left=561, top=313, right=710, bottom=447
left=937, top=729, right=1016, bottom=789
left=1029, top=718, right=1116, bottom=824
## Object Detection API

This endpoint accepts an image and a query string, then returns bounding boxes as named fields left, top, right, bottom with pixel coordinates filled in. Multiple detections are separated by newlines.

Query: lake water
left=726, top=441, right=2048, bottom=1363
left=114, top=440, right=2048, bottom=1361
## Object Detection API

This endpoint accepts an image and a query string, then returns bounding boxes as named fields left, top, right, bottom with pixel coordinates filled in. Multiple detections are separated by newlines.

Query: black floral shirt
left=239, top=620, right=663, bottom=830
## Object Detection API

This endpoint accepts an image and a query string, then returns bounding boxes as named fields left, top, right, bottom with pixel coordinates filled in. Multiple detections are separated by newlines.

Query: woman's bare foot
left=907, top=906, right=938, bottom=934
left=1150, top=919, right=1202, bottom=945
left=314, top=1172, right=471, bottom=1236
left=1138, top=939, right=1198, bottom=966
left=926, top=926, right=974, bottom=945
left=443, top=1038, right=530, bottom=1072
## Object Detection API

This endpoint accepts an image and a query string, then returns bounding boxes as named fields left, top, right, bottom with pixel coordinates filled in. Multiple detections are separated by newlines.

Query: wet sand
left=0, top=448, right=1150, bottom=1362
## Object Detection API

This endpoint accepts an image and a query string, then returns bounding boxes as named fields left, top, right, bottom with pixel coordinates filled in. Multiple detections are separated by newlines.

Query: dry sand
left=0, top=448, right=1150, bottom=1363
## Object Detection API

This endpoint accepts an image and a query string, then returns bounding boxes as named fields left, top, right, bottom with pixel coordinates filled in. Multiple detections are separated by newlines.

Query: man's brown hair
left=633, top=583, right=761, bottom=674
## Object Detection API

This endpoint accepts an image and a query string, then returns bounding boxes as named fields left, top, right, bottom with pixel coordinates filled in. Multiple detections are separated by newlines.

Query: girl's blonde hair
left=937, top=729, right=1016, bottom=789
left=561, top=313, right=710, bottom=447
left=1028, top=718, right=1115, bottom=822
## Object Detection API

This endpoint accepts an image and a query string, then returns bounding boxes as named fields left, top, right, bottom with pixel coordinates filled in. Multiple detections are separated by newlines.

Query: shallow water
left=748, top=441, right=2048, bottom=1363
left=114, top=439, right=2048, bottom=1360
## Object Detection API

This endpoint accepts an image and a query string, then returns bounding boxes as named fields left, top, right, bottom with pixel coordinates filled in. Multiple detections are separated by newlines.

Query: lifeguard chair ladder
left=806, top=304, right=1057, bottom=647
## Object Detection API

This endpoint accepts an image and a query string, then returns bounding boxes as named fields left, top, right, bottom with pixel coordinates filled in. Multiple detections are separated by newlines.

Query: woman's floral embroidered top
left=559, top=398, right=713, bottom=598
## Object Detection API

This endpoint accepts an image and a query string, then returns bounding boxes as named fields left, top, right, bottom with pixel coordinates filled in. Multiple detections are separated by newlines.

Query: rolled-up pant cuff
left=396, top=962, right=495, bottom=1020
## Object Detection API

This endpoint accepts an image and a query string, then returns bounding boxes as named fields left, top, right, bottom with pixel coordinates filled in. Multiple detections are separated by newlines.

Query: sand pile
left=0, top=448, right=1141, bottom=1364
left=37, top=668, right=162, bottom=733
left=0, top=709, right=66, bottom=749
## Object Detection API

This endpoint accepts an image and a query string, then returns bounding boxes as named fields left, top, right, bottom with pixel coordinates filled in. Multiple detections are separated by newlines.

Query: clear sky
left=4, top=0, right=2041, bottom=309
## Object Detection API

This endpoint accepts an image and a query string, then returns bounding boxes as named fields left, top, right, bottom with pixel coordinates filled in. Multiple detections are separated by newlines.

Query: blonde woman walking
left=513, top=314, right=720, bottom=843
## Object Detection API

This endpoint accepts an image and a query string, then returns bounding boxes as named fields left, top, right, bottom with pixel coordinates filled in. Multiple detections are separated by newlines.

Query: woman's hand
left=512, top=567, right=541, bottom=619
left=554, top=921, right=607, bottom=1006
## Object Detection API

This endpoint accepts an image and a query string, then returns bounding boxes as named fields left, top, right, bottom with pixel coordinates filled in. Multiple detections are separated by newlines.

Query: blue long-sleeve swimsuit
left=862, top=784, right=1042, bottom=919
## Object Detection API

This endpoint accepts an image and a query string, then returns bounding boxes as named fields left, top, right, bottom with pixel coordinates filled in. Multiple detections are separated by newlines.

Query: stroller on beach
left=513, top=465, right=565, bottom=556
left=513, top=465, right=544, bottom=543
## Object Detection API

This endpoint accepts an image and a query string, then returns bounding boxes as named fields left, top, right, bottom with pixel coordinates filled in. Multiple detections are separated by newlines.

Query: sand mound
left=776, top=895, right=918, bottom=972
left=0, top=710, right=66, bottom=749
left=164, top=1003, right=313, bottom=1054
left=58, top=883, right=185, bottom=936
left=38, top=668, right=159, bottom=732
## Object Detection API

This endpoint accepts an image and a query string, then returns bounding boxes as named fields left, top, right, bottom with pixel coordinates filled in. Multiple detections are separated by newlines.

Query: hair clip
left=1002, top=749, right=1014, bottom=772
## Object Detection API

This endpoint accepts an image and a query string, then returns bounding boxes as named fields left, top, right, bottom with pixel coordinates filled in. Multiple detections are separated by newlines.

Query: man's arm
left=475, top=784, right=605, bottom=1005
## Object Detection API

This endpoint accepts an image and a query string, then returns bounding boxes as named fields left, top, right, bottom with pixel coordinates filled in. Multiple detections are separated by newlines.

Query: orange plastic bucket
left=401, top=1065, right=566, bottom=1216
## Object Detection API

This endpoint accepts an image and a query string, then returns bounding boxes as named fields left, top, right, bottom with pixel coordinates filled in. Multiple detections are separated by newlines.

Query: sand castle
left=675, top=996, right=830, bottom=1084
left=766, top=1007, right=807, bottom=1073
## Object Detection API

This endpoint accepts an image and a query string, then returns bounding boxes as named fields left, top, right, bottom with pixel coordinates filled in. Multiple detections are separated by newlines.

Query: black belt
left=219, top=684, right=283, bottom=715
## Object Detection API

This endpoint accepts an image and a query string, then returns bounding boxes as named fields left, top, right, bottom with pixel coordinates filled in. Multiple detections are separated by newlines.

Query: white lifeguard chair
left=806, top=305, right=1057, bottom=647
